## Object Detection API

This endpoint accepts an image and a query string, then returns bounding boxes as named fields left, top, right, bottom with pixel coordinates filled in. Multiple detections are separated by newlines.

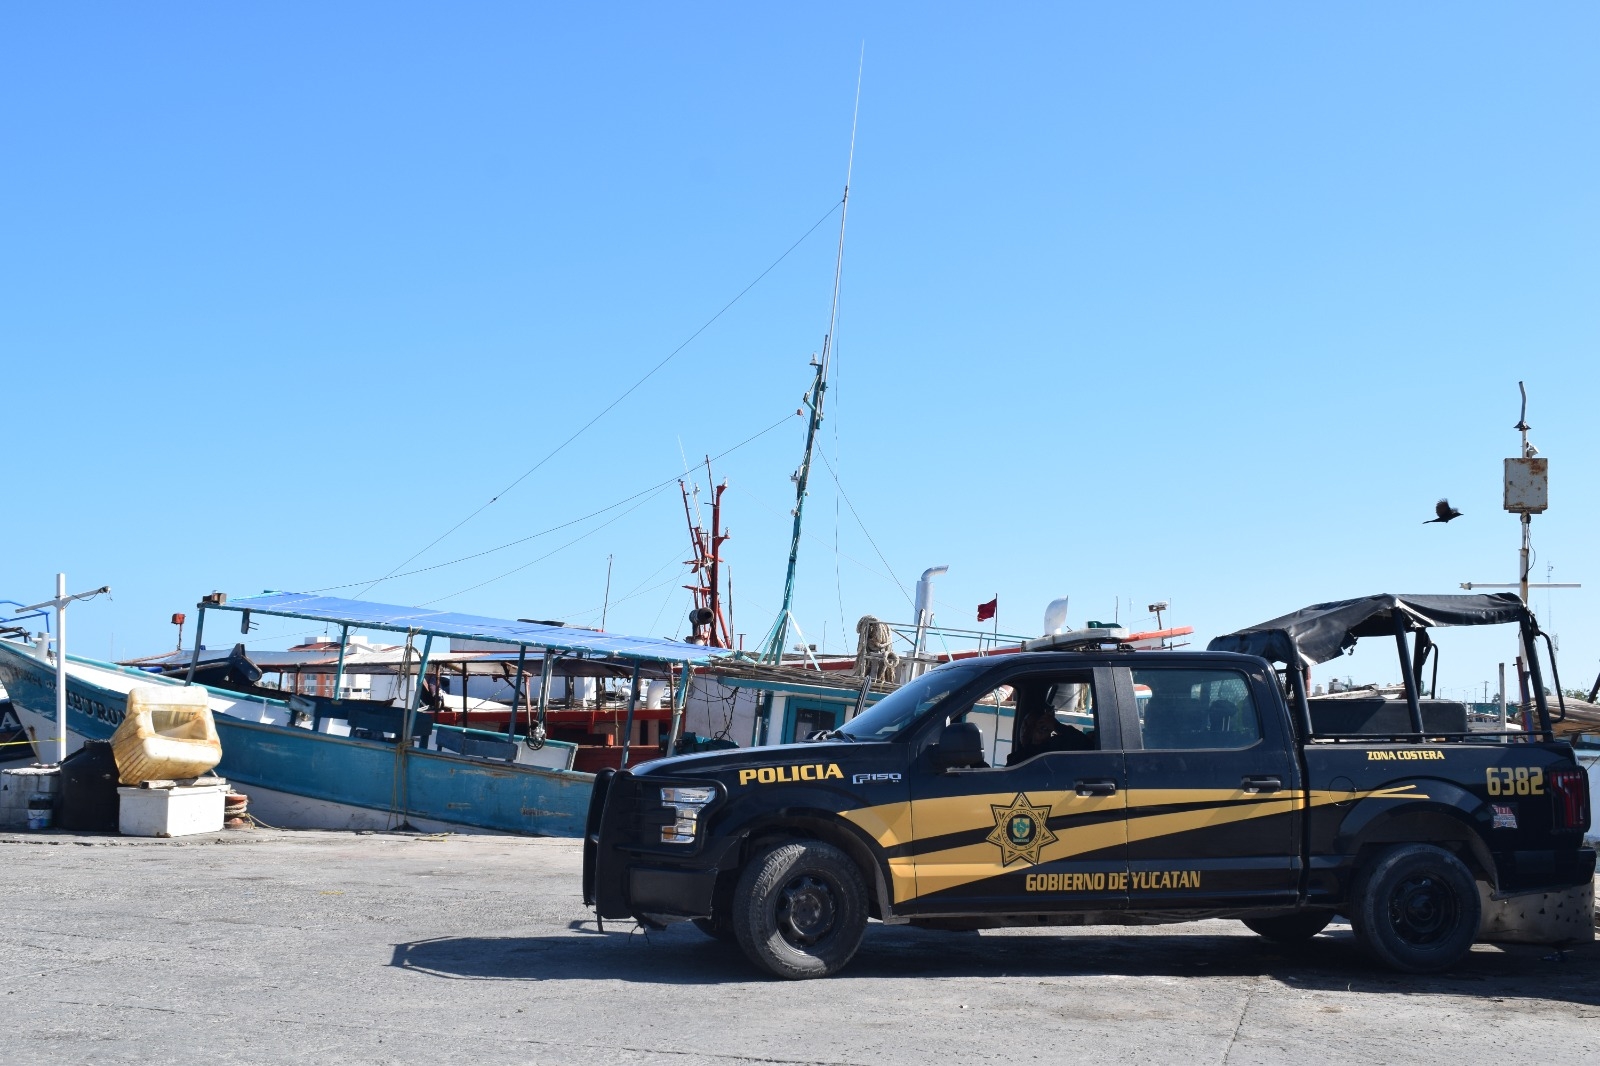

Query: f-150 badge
left=987, top=793, right=1058, bottom=866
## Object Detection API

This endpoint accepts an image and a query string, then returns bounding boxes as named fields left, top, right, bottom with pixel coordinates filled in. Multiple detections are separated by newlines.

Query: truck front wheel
left=1350, top=844, right=1481, bottom=973
left=731, top=840, right=868, bottom=979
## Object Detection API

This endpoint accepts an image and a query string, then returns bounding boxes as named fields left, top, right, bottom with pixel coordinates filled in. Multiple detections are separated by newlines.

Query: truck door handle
left=1074, top=778, right=1118, bottom=797
left=1241, top=775, right=1282, bottom=794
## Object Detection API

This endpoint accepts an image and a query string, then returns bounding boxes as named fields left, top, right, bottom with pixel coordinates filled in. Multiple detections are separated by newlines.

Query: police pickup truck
left=583, top=594, right=1595, bottom=979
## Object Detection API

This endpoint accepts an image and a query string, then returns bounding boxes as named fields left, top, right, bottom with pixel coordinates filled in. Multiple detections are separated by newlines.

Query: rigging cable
left=419, top=483, right=673, bottom=606
left=309, top=410, right=797, bottom=595
left=555, top=547, right=689, bottom=624
left=354, top=200, right=844, bottom=599
left=817, top=448, right=913, bottom=608
left=647, top=582, right=682, bottom=636
left=732, top=483, right=901, bottom=599
left=830, top=316, right=847, bottom=653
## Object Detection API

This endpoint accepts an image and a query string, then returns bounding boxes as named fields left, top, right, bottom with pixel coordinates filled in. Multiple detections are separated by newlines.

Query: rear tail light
left=1550, top=768, right=1591, bottom=833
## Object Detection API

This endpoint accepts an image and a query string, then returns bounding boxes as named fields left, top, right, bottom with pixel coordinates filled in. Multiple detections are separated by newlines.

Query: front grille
left=581, top=768, right=615, bottom=905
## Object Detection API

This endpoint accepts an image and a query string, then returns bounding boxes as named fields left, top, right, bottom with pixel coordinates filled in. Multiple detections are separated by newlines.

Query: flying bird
left=1424, top=499, right=1463, bottom=524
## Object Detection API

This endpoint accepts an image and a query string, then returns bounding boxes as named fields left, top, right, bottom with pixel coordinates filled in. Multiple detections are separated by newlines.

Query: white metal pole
left=1520, top=515, right=1531, bottom=607
left=54, top=572, right=67, bottom=766
left=1515, top=386, right=1533, bottom=726
left=1497, top=662, right=1506, bottom=730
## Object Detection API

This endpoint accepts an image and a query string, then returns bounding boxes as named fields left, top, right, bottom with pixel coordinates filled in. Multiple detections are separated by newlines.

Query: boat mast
left=679, top=460, right=732, bottom=648
left=761, top=55, right=862, bottom=664
left=704, top=457, right=730, bottom=648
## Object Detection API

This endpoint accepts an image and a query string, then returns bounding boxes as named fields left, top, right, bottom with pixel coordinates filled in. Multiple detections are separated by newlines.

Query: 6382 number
left=1485, top=766, right=1544, bottom=796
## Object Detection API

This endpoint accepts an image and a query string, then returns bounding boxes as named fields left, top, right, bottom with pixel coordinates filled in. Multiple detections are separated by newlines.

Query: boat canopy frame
left=182, top=592, right=730, bottom=762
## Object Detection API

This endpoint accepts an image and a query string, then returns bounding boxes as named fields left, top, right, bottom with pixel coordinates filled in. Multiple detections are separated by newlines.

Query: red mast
left=679, top=459, right=731, bottom=648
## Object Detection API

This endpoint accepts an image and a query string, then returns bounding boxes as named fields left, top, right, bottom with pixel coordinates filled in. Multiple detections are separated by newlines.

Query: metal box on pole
left=1503, top=458, right=1548, bottom=514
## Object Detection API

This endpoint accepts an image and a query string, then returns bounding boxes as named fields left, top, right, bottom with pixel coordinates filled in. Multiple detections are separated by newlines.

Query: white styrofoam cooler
left=117, top=783, right=226, bottom=837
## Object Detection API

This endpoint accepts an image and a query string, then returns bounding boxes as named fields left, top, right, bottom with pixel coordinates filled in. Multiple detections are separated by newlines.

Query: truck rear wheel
left=1350, top=844, right=1480, bottom=973
left=1242, top=910, right=1334, bottom=943
left=731, top=840, right=867, bottom=979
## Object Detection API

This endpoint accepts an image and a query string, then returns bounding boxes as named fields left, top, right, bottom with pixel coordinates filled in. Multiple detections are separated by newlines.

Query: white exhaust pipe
left=905, top=566, right=949, bottom=681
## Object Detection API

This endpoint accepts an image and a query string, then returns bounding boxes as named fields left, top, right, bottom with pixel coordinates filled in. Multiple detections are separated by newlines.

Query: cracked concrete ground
left=1, top=829, right=1596, bottom=1065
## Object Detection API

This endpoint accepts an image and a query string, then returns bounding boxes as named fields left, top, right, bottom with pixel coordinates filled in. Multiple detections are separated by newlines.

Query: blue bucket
left=26, top=794, right=53, bottom=831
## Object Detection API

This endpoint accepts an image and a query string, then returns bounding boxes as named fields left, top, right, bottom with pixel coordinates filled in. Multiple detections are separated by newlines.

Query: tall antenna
left=761, top=50, right=863, bottom=664
left=821, top=44, right=863, bottom=386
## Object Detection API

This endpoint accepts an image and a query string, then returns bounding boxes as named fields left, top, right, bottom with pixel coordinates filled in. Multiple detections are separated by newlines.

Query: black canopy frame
left=1208, top=593, right=1556, bottom=742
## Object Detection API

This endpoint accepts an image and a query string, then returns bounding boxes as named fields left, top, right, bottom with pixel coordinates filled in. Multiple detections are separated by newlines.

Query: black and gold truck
left=583, top=594, right=1594, bottom=979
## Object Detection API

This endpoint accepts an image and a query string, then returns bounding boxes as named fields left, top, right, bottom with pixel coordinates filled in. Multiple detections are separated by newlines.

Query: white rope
left=854, top=615, right=898, bottom=682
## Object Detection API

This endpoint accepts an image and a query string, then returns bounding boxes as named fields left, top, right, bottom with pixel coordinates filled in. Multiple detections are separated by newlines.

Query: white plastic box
left=1, top=767, right=59, bottom=830
left=117, top=783, right=226, bottom=837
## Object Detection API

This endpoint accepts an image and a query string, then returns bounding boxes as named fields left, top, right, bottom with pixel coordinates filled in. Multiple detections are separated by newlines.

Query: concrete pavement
left=2, top=829, right=1596, bottom=1065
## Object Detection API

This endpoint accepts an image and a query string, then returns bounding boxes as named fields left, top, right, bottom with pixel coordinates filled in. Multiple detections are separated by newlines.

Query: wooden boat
left=0, top=592, right=726, bottom=836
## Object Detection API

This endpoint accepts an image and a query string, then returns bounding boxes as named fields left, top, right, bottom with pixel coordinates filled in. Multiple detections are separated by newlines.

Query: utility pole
left=1506, top=382, right=1552, bottom=728
left=1508, top=382, right=1542, bottom=607
left=1459, top=386, right=1581, bottom=729
left=15, top=575, right=112, bottom=765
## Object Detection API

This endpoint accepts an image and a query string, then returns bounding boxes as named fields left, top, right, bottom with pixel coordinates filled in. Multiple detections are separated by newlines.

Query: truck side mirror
left=932, top=720, right=986, bottom=771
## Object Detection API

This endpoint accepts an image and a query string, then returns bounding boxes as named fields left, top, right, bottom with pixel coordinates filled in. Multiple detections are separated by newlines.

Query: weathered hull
left=0, top=640, right=592, bottom=837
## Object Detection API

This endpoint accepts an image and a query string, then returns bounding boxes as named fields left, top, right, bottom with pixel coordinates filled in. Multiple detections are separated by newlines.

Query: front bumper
left=626, top=866, right=719, bottom=918
left=582, top=768, right=727, bottom=921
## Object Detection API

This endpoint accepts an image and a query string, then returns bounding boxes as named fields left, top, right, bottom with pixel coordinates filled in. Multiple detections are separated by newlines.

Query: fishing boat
left=0, top=687, right=31, bottom=766
left=0, top=591, right=726, bottom=836
left=122, top=637, right=683, bottom=773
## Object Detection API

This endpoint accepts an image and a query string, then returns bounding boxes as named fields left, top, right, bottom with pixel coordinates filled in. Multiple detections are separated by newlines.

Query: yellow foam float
left=110, top=685, right=223, bottom=785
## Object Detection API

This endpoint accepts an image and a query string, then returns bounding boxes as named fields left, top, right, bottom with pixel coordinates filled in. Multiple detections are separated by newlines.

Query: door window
left=945, top=672, right=1101, bottom=767
left=945, top=683, right=1015, bottom=766
left=1008, top=675, right=1099, bottom=764
left=1131, top=667, right=1261, bottom=750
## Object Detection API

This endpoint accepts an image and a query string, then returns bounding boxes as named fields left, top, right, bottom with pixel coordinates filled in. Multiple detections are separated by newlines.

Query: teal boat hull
left=0, top=640, right=592, bottom=837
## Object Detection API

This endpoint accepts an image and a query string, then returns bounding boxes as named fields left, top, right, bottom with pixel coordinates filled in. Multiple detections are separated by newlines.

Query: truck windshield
left=838, top=663, right=987, bottom=741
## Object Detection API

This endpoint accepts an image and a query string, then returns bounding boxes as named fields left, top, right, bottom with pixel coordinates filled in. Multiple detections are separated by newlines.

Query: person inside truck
left=1006, top=681, right=1094, bottom=764
left=1136, top=669, right=1261, bottom=749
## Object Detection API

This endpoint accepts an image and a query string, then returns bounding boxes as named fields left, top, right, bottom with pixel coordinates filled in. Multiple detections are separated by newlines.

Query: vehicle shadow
left=391, top=919, right=1600, bottom=1005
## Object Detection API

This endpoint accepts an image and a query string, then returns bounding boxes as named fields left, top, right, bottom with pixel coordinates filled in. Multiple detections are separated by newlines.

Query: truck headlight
left=660, top=785, right=716, bottom=844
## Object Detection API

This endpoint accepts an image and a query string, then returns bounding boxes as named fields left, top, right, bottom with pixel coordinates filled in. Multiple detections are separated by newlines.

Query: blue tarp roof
left=213, top=592, right=731, bottom=664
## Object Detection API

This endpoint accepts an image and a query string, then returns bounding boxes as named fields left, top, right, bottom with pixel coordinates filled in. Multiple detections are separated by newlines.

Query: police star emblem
left=986, top=793, right=1058, bottom=866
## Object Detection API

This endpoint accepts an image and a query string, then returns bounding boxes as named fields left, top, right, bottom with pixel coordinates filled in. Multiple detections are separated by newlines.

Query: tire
left=1349, top=844, right=1481, bottom=974
left=731, top=840, right=868, bottom=979
left=692, top=915, right=736, bottom=942
left=1242, top=910, right=1335, bottom=943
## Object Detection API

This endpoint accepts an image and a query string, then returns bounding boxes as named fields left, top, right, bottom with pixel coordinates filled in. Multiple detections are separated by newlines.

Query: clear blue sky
left=3, top=4, right=1595, bottom=701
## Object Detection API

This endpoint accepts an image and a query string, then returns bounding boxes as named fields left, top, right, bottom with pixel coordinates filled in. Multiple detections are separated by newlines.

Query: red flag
left=976, top=597, right=997, bottom=622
